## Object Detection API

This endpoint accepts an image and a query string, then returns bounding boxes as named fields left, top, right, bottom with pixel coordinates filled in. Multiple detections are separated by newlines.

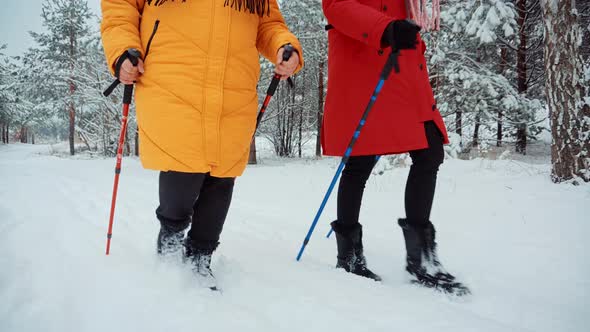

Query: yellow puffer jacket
left=101, top=0, right=303, bottom=177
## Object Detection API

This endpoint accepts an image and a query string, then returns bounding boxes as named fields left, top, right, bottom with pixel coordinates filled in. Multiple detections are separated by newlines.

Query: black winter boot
left=184, top=239, right=218, bottom=290
left=156, top=225, right=185, bottom=257
left=331, top=221, right=381, bottom=281
left=398, top=218, right=470, bottom=295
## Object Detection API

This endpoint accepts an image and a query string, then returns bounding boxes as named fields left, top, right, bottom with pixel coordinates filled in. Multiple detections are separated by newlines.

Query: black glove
left=381, top=20, right=421, bottom=50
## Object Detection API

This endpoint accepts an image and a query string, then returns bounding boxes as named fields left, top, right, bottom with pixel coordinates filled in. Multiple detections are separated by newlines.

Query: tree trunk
left=135, top=127, right=139, bottom=156
left=515, top=124, right=527, bottom=154
left=298, top=103, right=303, bottom=158
left=542, top=0, right=590, bottom=183
left=248, top=139, right=257, bottom=164
left=517, top=0, right=529, bottom=94
left=277, top=88, right=286, bottom=157
left=497, top=110, right=503, bottom=147
left=316, top=61, right=325, bottom=157
left=32, top=131, right=35, bottom=145
left=455, top=111, right=462, bottom=137
left=20, top=126, right=27, bottom=143
left=472, top=112, right=481, bottom=147
left=69, top=18, right=76, bottom=155
left=102, top=108, right=109, bottom=156
left=125, top=124, right=131, bottom=156
left=498, top=46, right=508, bottom=147
left=69, top=102, right=75, bottom=155
left=68, top=77, right=76, bottom=156
left=515, top=0, right=528, bottom=154
left=298, top=70, right=305, bottom=158
left=1, top=122, right=5, bottom=144
left=286, top=87, right=295, bottom=156
left=5, top=121, right=9, bottom=143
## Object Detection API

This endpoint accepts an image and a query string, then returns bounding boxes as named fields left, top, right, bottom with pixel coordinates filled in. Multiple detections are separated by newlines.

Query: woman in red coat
left=322, top=0, right=468, bottom=295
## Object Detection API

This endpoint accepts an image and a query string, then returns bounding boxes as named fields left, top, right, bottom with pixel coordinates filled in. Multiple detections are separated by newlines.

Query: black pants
left=156, top=171, right=235, bottom=249
left=337, top=121, right=444, bottom=226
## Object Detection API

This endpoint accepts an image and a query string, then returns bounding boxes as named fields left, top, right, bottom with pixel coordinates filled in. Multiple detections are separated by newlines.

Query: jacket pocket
left=144, top=19, right=160, bottom=59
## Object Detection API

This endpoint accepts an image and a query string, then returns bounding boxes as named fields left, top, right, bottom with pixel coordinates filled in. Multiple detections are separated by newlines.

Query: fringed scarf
left=146, top=0, right=270, bottom=17
left=406, top=0, right=441, bottom=31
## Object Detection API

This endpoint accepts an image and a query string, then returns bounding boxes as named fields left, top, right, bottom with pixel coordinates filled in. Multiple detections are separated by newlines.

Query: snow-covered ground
left=1, top=142, right=589, bottom=332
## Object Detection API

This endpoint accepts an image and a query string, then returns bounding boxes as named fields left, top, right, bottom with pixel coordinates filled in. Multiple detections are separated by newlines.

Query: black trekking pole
left=103, top=48, right=141, bottom=255
left=254, top=44, right=295, bottom=134
left=296, top=49, right=400, bottom=261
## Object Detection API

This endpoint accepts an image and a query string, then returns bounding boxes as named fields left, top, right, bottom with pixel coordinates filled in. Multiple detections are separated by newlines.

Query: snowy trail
left=1, top=143, right=589, bottom=332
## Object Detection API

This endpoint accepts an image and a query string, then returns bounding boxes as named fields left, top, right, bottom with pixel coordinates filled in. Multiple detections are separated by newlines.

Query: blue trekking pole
left=296, top=49, right=401, bottom=261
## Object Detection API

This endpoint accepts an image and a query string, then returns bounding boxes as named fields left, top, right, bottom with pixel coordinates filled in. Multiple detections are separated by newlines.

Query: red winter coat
left=321, top=0, right=449, bottom=157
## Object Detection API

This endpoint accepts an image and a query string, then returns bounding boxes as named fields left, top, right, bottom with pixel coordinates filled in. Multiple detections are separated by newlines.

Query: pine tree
left=542, top=0, right=590, bottom=183
left=30, top=0, right=93, bottom=155
left=10, top=49, right=58, bottom=144
left=0, top=44, right=15, bottom=144
left=513, top=0, right=545, bottom=154
left=430, top=0, right=543, bottom=153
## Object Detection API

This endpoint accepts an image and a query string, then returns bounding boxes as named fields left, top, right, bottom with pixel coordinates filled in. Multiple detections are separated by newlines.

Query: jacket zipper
left=144, top=20, right=160, bottom=59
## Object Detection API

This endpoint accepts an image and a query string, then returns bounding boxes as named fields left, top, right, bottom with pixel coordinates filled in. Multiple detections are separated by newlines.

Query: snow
left=502, top=22, right=514, bottom=37
left=1, top=143, right=589, bottom=332
left=457, top=0, right=517, bottom=44
left=541, top=0, right=560, bottom=14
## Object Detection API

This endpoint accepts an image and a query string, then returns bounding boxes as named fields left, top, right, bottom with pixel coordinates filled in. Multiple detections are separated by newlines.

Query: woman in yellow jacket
left=101, top=0, right=303, bottom=286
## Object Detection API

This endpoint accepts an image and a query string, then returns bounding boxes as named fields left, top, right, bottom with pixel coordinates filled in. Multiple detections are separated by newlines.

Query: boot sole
left=410, top=279, right=471, bottom=296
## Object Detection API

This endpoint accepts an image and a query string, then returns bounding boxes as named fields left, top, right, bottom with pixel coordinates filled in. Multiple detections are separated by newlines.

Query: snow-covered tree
left=9, top=49, right=60, bottom=144
left=72, top=36, right=138, bottom=156
left=283, top=0, right=327, bottom=157
left=542, top=0, right=590, bottom=183
left=511, top=0, right=546, bottom=153
left=253, top=0, right=327, bottom=159
left=430, top=0, right=544, bottom=153
left=0, top=44, right=16, bottom=143
left=30, top=0, right=93, bottom=154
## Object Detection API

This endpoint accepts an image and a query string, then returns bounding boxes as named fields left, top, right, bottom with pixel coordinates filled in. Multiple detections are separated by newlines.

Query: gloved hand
left=381, top=20, right=421, bottom=50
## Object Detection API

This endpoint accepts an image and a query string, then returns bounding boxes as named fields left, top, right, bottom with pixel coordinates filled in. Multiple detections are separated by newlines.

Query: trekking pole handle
left=126, top=48, right=141, bottom=66
left=267, top=44, right=295, bottom=96
left=281, top=44, right=295, bottom=62
left=122, top=49, right=141, bottom=104
left=103, top=48, right=142, bottom=99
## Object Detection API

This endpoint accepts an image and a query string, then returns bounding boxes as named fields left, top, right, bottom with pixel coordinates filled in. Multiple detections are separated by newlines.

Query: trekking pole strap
left=103, top=48, right=141, bottom=99
left=382, top=49, right=400, bottom=79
